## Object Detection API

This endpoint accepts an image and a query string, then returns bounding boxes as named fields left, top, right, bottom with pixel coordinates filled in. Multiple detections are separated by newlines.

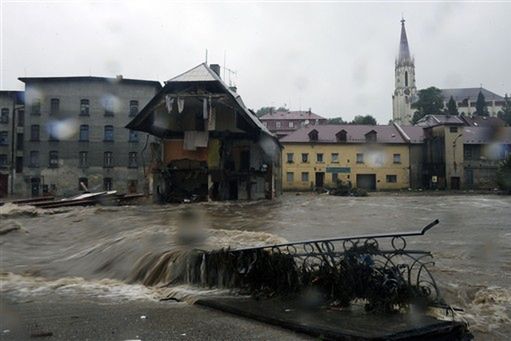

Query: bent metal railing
left=179, top=220, right=444, bottom=313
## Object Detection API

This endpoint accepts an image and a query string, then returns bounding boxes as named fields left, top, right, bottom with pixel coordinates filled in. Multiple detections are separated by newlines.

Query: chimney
left=308, top=108, right=312, bottom=116
left=116, top=75, right=123, bottom=80
left=210, top=64, right=221, bottom=78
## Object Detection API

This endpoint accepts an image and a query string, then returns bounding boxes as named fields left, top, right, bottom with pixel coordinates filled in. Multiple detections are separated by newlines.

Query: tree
left=411, top=87, right=444, bottom=124
left=350, top=115, right=377, bottom=125
left=445, top=96, right=459, bottom=116
left=498, top=94, right=511, bottom=125
left=255, top=106, right=289, bottom=117
left=496, top=155, right=511, bottom=194
left=327, top=117, right=346, bottom=124
left=474, top=91, right=489, bottom=116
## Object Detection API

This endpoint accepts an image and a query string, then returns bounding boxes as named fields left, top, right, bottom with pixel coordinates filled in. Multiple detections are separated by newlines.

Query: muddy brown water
left=1, top=193, right=510, bottom=339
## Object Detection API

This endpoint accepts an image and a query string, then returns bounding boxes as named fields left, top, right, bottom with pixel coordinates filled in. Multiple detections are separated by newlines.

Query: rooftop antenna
left=205, top=49, right=208, bottom=64
left=223, top=50, right=226, bottom=80
left=224, top=66, right=237, bottom=87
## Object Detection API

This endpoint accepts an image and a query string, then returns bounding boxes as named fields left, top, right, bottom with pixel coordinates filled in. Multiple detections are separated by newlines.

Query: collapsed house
left=126, top=63, right=282, bottom=202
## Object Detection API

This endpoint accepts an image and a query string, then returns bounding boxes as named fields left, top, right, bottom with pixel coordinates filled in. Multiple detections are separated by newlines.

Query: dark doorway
left=31, top=177, right=40, bottom=197
left=356, top=174, right=376, bottom=191
left=240, top=150, right=250, bottom=171
left=451, top=177, right=460, bottom=190
left=0, top=174, right=8, bottom=198
left=315, top=172, right=325, bottom=188
left=464, top=169, right=473, bottom=188
left=229, top=181, right=238, bottom=200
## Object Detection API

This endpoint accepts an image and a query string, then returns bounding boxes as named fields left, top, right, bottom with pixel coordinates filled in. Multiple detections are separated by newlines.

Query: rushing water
left=1, top=193, right=510, bottom=339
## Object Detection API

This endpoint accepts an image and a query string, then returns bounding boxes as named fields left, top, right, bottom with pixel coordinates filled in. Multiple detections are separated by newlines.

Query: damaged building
left=126, top=63, right=282, bottom=202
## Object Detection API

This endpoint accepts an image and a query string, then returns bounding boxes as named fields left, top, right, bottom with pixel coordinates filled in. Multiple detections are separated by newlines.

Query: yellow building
left=280, top=125, right=414, bottom=191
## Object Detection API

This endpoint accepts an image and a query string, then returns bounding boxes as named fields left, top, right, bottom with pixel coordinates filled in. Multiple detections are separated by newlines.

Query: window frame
left=0, top=108, right=9, bottom=124
left=286, top=172, right=294, bottom=183
left=80, top=99, right=90, bottom=116
left=103, top=151, right=113, bottom=168
left=386, top=175, right=397, bottom=183
left=104, top=125, right=114, bottom=142
left=48, top=150, right=59, bottom=168
left=356, top=153, right=364, bottom=164
left=50, top=98, right=60, bottom=115
left=286, top=152, right=294, bottom=163
left=331, top=153, right=339, bottom=163
left=393, top=153, right=401, bottom=164
left=128, top=152, right=138, bottom=168
left=301, top=153, right=309, bottom=163
left=301, top=172, right=309, bottom=182
left=316, top=153, right=324, bottom=163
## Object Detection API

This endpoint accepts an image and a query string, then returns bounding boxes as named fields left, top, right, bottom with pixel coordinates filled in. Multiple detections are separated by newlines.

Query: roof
left=0, top=90, right=24, bottom=104
left=415, top=114, right=466, bottom=128
left=280, top=124, right=409, bottom=144
left=126, top=63, right=276, bottom=140
left=460, top=115, right=508, bottom=127
left=463, top=127, right=511, bottom=144
left=397, top=19, right=413, bottom=66
left=18, top=76, right=161, bottom=88
left=440, top=88, right=504, bottom=102
left=259, top=110, right=326, bottom=121
left=398, top=125, right=425, bottom=144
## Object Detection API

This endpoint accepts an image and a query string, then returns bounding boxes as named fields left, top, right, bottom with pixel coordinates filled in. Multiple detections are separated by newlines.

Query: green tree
left=474, top=91, right=489, bottom=116
left=498, top=94, right=511, bottom=125
left=496, top=155, right=511, bottom=194
left=445, top=96, right=459, bottom=116
left=350, top=115, right=377, bottom=125
left=327, top=117, right=346, bottom=124
left=255, top=106, right=289, bottom=117
left=411, top=87, right=445, bottom=124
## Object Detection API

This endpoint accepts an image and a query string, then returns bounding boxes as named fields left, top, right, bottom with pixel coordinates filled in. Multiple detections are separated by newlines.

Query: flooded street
left=1, top=193, right=510, bottom=339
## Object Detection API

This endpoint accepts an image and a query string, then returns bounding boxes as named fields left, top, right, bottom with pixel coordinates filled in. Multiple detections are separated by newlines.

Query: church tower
left=392, top=18, right=417, bottom=124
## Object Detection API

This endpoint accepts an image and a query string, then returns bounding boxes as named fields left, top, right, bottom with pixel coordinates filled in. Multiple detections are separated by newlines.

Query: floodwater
left=1, top=193, right=510, bottom=339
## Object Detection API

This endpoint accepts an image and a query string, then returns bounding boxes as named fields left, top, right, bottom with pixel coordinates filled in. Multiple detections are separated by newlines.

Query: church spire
left=398, top=18, right=412, bottom=65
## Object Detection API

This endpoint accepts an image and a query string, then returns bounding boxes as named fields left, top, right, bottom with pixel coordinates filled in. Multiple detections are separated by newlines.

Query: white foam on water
left=0, top=272, right=160, bottom=302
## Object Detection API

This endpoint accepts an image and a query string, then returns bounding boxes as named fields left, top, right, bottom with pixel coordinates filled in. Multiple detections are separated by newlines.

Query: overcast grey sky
left=1, top=1, right=510, bottom=123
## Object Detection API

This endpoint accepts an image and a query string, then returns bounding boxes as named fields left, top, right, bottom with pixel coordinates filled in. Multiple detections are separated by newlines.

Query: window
left=331, top=153, right=339, bottom=163
left=332, top=173, right=338, bottom=183
left=129, top=100, right=139, bottom=117
left=50, top=98, right=60, bottom=115
left=104, top=98, right=114, bottom=116
left=449, top=127, right=458, bottom=133
left=286, top=172, right=294, bottom=182
left=104, top=125, right=114, bottom=142
left=386, top=175, right=397, bottom=183
left=78, top=177, right=88, bottom=191
left=80, top=99, right=90, bottom=116
left=308, top=129, right=318, bottom=141
left=128, top=152, right=138, bottom=168
left=17, top=109, right=24, bottom=127
left=316, top=153, right=324, bottom=163
left=104, top=151, right=113, bottom=168
left=16, top=133, right=23, bottom=150
left=0, top=154, right=7, bottom=167
left=405, top=71, right=408, bottom=87
left=276, top=121, right=281, bottom=128
left=103, top=177, right=113, bottom=191
left=393, top=153, right=401, bottom=164
left=301, top=153, right=309, bottom=163
left=29, top=151, right=39, bottom=168
left=356, top=153, right=364, bottom=164
left=288, top=121, right=294, bottom=128
left=31, top=99, right=41, bottom=115
left=286, top=153, right=294, bottom=163
left=30, top=125, right=40, bottom=141
left=0, top=131, right=7, bottom=146
left=48, top=125, right=59, bottom=142
left=1, top=108, right=9, bottom=123
left=49, top=151, right=59, bottom=168
left=129, top=130, right=138, bottom=143
left=336, top=130, right=347, bottom=142
left=79, top=125, right=89, bottom=142
left=301, top=172, right=309, bottom=182
left=79, top=151, right=88, bottom=168
left=15, top=157, right=23, bottom=173
left=464, top=146, right=473, bottom=160
left=365, top=131, right=377, bottom=143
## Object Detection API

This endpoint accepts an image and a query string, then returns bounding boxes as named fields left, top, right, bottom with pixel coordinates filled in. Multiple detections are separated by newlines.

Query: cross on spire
left=398, top=17, right=412, bottom=65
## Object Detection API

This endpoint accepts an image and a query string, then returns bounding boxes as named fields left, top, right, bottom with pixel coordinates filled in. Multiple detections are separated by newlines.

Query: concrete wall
left=282, top=143, right=411, bottom=191
left=19, top=78, right=160, bottom=197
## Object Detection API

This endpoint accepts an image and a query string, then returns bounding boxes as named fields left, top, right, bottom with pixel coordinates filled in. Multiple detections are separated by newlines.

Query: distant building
left=440, top=88, right=506, bottom=117
left=280, top=124, right=418, bottom=191
left=0, top=91, right=24, bottom=197
left=126, top=63, right=282, bottom=202
left=391, top=19, right=506, bottom=124
left=17, top=76, right=161, bottom=197
left=258, top=110, right=327, bottom=138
